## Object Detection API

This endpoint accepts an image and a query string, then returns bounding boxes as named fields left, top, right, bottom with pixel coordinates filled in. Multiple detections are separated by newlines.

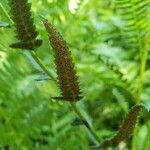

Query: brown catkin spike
left=9, top=0, right=42, bottom=50
left=43, top=19, right=82, bottom=101
left=100, top=104, right=143, bottom=148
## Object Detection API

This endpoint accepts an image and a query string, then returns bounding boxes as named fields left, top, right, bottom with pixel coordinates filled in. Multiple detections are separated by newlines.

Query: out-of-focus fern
left=98, top=55, right=132, bottom=90
left=115, top=0, right=150, bottom=52
left=113, top=85, right=135, bottom=107
left=8, top=0, right=42, bottom=50
left=0, top=51, right=87, bottom=149
left=115, top=0, right=150, bottom=102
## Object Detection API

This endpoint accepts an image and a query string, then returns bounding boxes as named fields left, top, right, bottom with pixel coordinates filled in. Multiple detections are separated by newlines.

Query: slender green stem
left=130, top=2, right=146, bottom=103
left=132, top=36, right=149, bottom=150
left=0, top=3, right=14, bottom=24
left=30, top=51, right=56, bottom=81
left=70, top=102, right=99, bottom=144
left=136, top=46, right=148, bottom=102
left=131, top=124, right=139, bottom=150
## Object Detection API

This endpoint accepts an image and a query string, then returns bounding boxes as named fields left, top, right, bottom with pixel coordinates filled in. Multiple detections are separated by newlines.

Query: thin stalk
left=30, top=51, right=56, bottom=81
left=70, top=102, right=100, bottom=144
left=131, top=3, right=149, bottom=149
left=0, top=3, right=14, bottom=24
left=131, top=38, right=149, bottom=150
left=131, top=124, right=139, bottom=150
left=130, top=1, right=146, bottom=102
left=136, top=46, right=148, bottom=102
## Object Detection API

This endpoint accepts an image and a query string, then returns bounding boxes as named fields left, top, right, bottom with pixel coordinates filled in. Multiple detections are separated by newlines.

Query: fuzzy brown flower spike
left=9, top=0, right=42, bottom=50
left=43, top=19, right=82, bottom=101
left=92, top=104, right=147, bottom=150
left=93, top=104, right=144, bottom=148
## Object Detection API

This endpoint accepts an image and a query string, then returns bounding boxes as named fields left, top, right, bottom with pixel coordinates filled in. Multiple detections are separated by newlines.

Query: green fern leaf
left=115, top=0, right=150, bottom=51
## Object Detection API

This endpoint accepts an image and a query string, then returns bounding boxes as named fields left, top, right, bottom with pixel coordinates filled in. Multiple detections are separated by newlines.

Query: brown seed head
left=43, top=19, right=82, bottom=101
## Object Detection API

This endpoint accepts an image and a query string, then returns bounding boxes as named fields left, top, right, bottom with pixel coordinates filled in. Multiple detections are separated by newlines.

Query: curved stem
left=132, top=34, right=150, bottom=150
left=70, top=102, right=99, bottom=144
left=30, top=51, right=56, bottom=81
left=0, top=3, right=14, bottom=24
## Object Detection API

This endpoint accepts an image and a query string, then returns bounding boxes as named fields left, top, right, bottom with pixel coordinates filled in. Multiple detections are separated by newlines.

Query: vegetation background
left=0, top=0, right=150, bottom=149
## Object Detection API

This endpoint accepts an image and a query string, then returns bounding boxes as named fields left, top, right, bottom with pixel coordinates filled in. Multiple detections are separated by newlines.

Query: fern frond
left=115, top=0, right=150, bottom=51
left=99, top=55, right=132, bottom=90
left=8, top=0, right=42, bottom=50
left=43, top=19, right=82, bottom=101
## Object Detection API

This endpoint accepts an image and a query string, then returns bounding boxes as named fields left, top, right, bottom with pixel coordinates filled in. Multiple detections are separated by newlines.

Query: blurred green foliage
left=0, top=0, right=150, bottom=149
